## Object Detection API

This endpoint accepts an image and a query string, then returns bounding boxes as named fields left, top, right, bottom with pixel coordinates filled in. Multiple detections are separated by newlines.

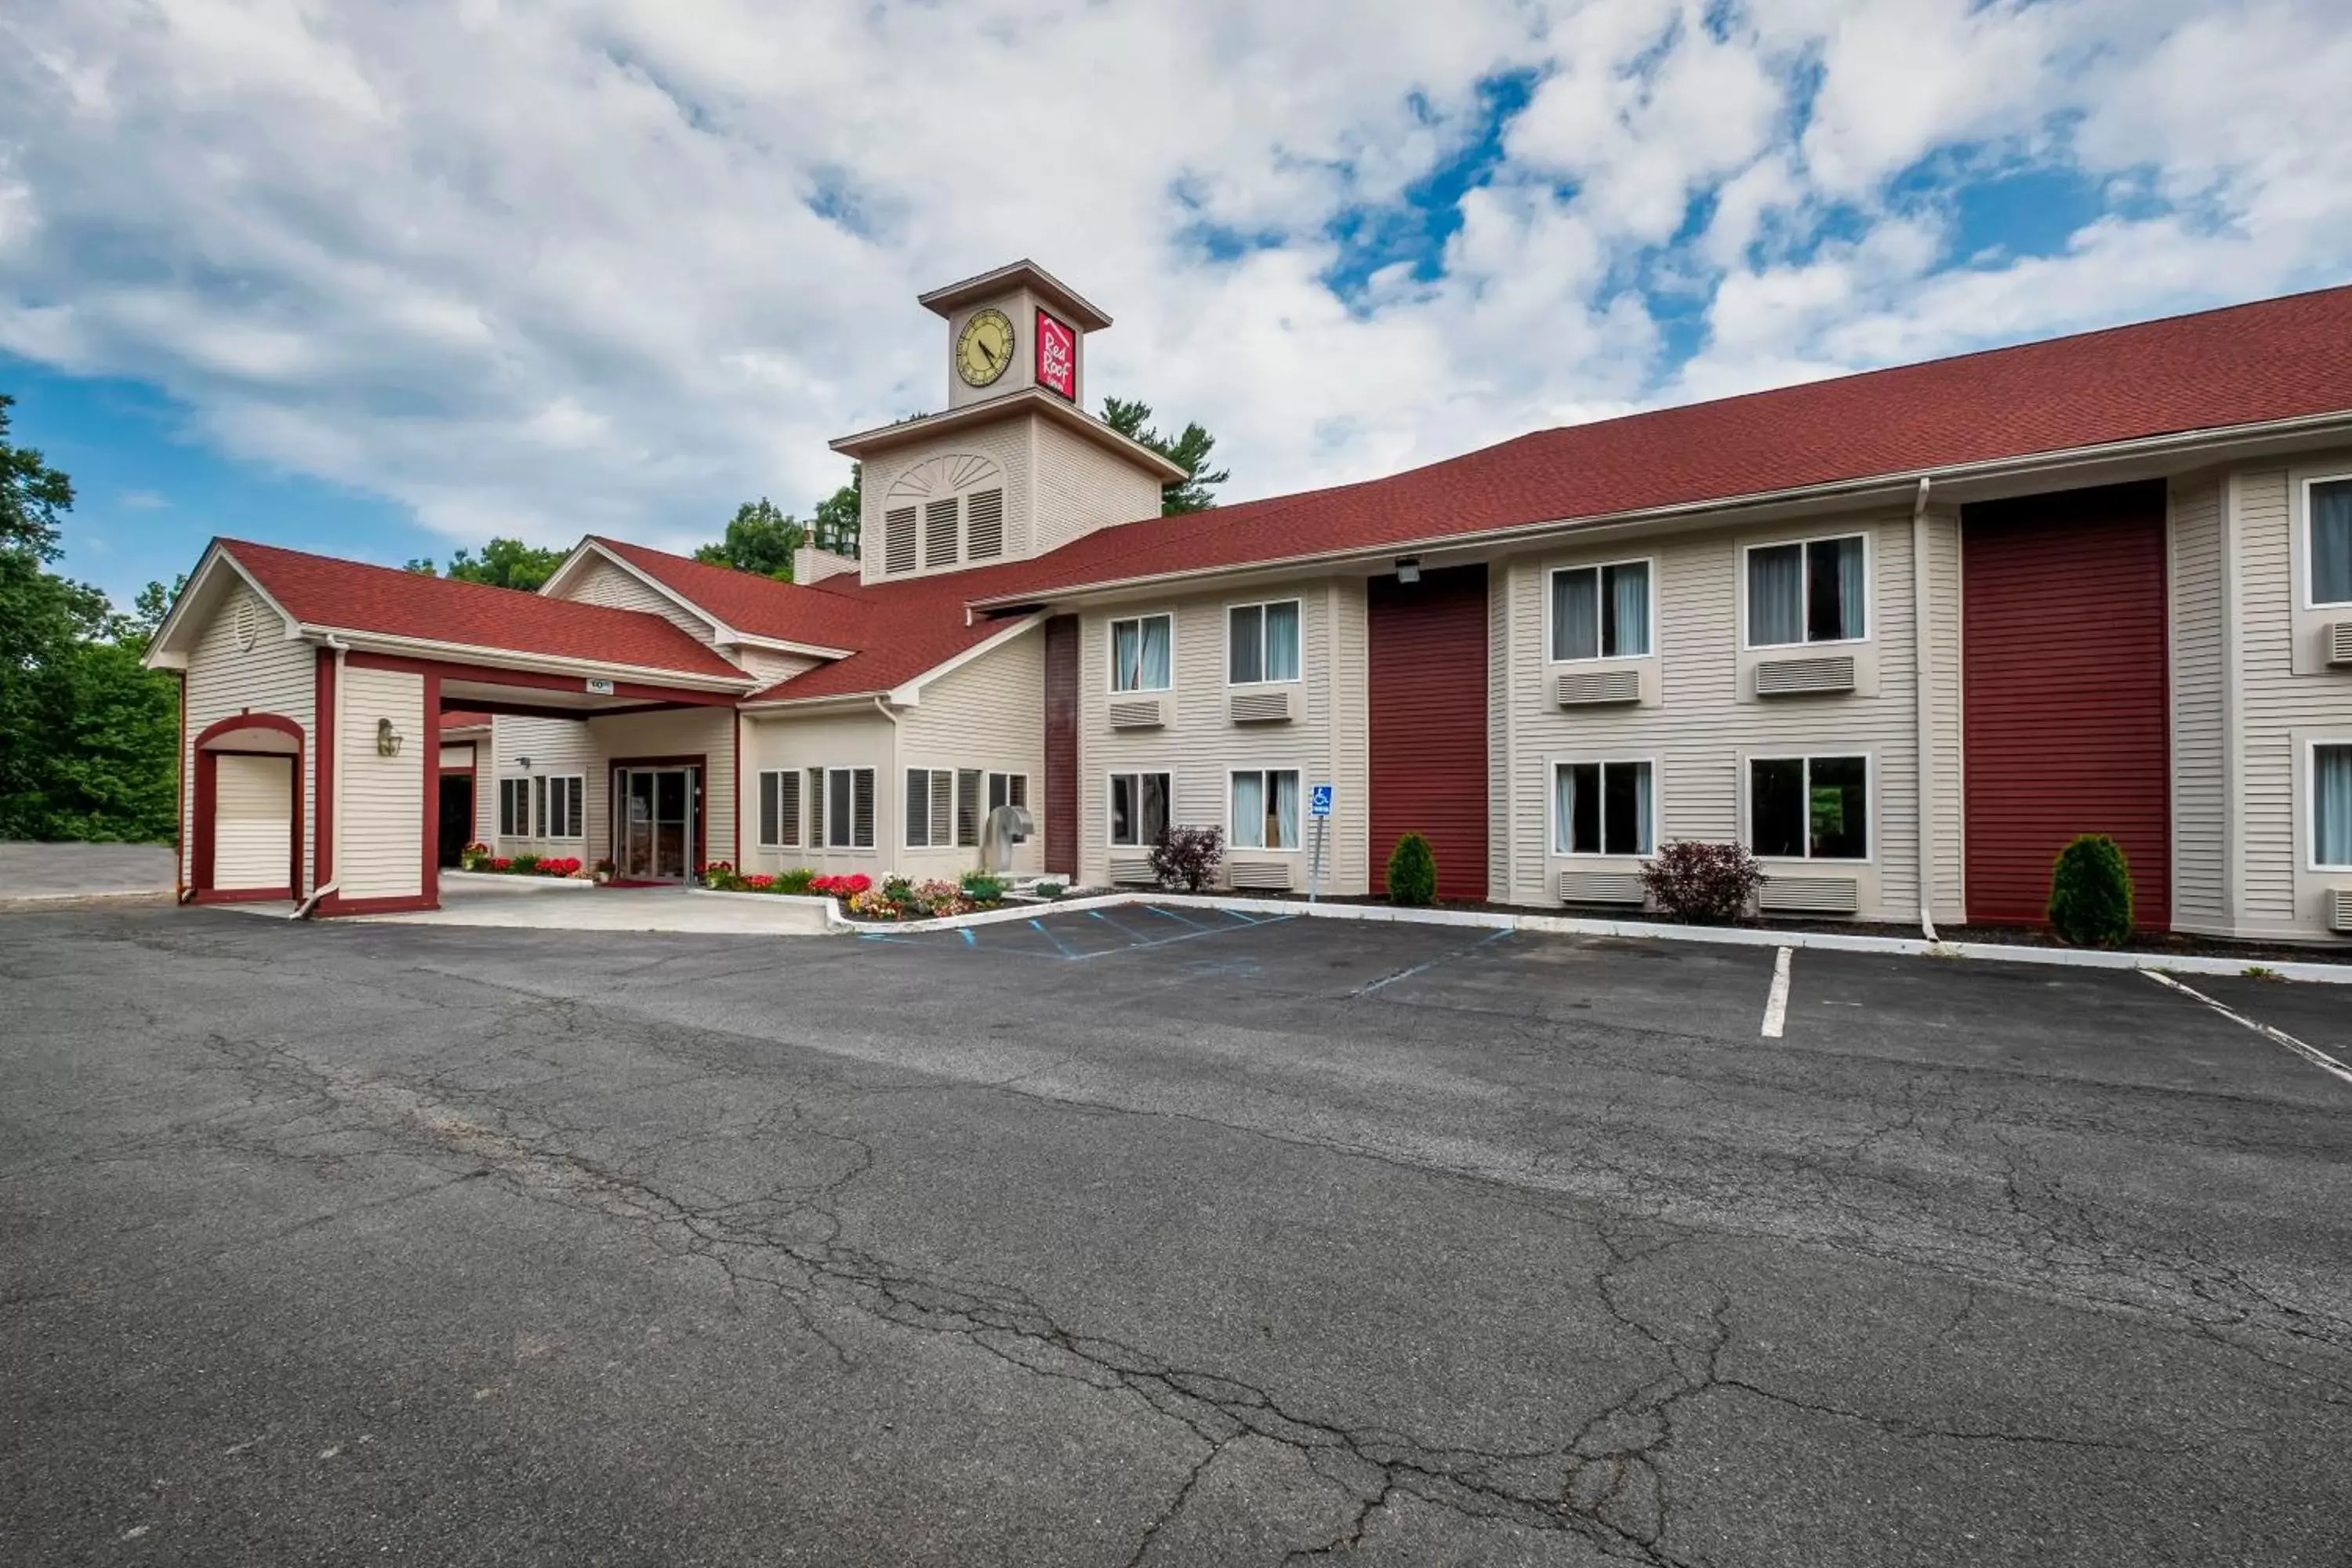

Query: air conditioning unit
left=1557, top=869, right=1645, bottom=906
left=1108, top=697, right=1167, bottom=730
left=1758, top=876, right=1861, bottom=914
left=1108, top=855, right=1156, bottom=885
left=1755, top=655, right=1857, bottom=697
left=2328, top=887, right=2352, bottom=934
left=1554, top=670, right=1641, bottom=706
left=2327, top=621, right=2352, bottom=668
left=1229, top=688, right=1293, bottom=724
left=1227, top=859, right=1294, bottom=891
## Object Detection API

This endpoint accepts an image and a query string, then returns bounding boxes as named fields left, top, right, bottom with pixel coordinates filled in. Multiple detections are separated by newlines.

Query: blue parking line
left=1029, top=917, right=1080, bottom=959
left=1141, top=903, right=1210, bottom=929
left=960, top=927, right=977, bottom=946
left=1088, top=908, right=1159, bottom=942
left=1350, top=927, right=1514, bottom=998
left=1068, top=913, right=1296, bottom=960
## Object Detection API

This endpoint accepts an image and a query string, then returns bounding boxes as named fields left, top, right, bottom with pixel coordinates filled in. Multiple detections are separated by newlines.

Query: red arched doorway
left=191, top=713, right=305, bottom=902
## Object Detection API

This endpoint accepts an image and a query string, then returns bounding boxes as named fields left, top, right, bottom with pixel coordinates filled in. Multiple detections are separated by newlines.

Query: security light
left=1395, top=557, right=1421, bottom=584
left=376, top=718, right=404, bottom=757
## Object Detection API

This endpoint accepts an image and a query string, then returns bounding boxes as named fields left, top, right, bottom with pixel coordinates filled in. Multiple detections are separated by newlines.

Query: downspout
left=1911, top=477, right=1940, bottom=944
left=872, top=695, right=901, bottom=868
left=173, top=670, right=191, bottom=903
left=293, top=633, right=353, bottom=919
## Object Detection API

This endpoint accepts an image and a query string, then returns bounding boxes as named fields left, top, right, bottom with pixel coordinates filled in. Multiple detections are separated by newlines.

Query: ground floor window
left=546, top=775, right=584, bottom=839
left=1109, top=771, right=1170, bottom=847
left=1751, top=755, right=1867, bottom=859
left=2318, top=743, right=2352, bottom=868
left=808, top=766, right=875, bottom=850
left=1230, top=768, right=1300, bottom=850
left=499, top=776, right=531, bottom=837
left=1554, top=760, right=1653, bottom=855
left=905, top=768, right=956, bottom=850
left=988, top=771, right=1028, bottom=815
left=757, top=770, right=802, bottom=848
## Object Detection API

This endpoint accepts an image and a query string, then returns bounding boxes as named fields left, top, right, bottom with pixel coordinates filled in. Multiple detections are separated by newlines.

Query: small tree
left=1149, top=825, right=1223, bottom=893
left=1639, top=842, right=1766, bottom=924
left=1386, top=833, right=1438, bottom=906
left=2046, top=834, right=2134, bottom=948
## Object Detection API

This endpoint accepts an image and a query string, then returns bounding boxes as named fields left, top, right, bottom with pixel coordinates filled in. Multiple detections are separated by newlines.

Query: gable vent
left=233, top=597, right=260, bottom=652
left=1108, top=697, right=1166, bottom=731
left=2327, top=621, right=2352, bottom=668
left=1229, top=688, right=1292, bottom=724
left=967, top=488, right=1005, bottom=560
left=1555, top=670, right=1640, bottom=706
left=1755, top=655, right=1857, bottom=697
left=924, top=498, right=959, bottom=569
left=884, top=506, right=918, bottom=574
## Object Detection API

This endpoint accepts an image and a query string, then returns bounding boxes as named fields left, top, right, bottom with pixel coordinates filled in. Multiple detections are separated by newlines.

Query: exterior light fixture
left=1395, top=556, right=1421, bottom=585
left=517, top=757, right=532, bottom=770
left=376, top=718, right=404, bottom=757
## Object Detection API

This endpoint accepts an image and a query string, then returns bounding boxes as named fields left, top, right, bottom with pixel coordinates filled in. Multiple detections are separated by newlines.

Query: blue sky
left=3, top=0, right=2347, bottom=611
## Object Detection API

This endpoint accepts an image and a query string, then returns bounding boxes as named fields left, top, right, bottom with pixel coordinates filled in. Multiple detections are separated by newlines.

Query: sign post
left=1308, top=783, right=1334, bottom=904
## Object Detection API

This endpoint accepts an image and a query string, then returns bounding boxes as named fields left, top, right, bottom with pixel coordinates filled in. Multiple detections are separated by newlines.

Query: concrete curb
left=444, top=869, right=596, bottom=890
left=0, top=887, right=174, bottom=909
left=844, top=887, right=2352, bottom=983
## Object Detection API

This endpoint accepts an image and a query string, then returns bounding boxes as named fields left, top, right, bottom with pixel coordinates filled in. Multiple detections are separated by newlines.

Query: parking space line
left=1069, top=913, right=1296, bottom=959
left=1029, top=918, right=1080, bottom=959
left=2143, top=971, right=2352, bottom=1088
left=1140, top=903, right=1210, bottom=929
left=1349, top=927, right=1514, bottom=998
left=1760, top=947, right=1792, bottom=1038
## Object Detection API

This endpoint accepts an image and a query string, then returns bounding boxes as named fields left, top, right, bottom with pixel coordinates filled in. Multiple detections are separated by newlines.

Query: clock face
left=956, top=307, right=1014, bottom=387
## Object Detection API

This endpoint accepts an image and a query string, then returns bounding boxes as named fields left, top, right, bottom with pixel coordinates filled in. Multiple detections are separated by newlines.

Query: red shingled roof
left=588, top=538, right=880, bottom=650
left=221, top=539, right=748, bottom=681
left=963, top=282, right=2352, bottom=601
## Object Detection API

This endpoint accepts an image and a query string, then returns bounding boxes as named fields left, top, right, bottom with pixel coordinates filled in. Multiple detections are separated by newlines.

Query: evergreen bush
left=2046, top=834, right=2134, bottom=948
left=1386, top=833, right=1438, bottom=907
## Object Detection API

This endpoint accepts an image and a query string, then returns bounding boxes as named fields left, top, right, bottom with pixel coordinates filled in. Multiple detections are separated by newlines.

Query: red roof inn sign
left=1035, top=309, right=1076, bottom=401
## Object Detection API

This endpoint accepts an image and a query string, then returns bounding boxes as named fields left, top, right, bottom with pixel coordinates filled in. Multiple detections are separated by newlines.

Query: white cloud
left=0, top=0, right=2347, bottom=556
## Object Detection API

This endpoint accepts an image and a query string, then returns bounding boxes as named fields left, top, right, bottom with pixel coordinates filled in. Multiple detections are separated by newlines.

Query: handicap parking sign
left=1310, top=784, right=1334, bottom=818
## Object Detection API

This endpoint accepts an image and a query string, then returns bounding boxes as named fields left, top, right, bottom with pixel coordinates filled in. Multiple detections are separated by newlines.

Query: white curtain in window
left=2318, top=745, right=2352, bottom=868
left=1141, top=617, right=1171, bottom=688
left=1272, top=771, right=1300, bottom=849
left=1554, top=764, right=1578, bottom=854
left=1836, top=539, right=1867, bottom=639
left=1232, top=771, right=1265, bottom=849
left=1633, top=761, right=1654, bottom=853
left=1264, top=602, right=1301, bottom=681
left=1748, top=546, right=1802, bottom=644
left=1552, top=570, right=1599, bottom=659
left=2316, top=481, right=2352, bottom=604
left=1612, top=564, right=1650, bottom=656
left=1112, top=621, right=1139, bottom=690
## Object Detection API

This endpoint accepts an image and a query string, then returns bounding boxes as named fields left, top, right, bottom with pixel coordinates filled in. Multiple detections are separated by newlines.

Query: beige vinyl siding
left=2230, top=460, right=2352, bottom=937
left=860, top=422, right=1031, bottom=584
left=212, top=753, right=294, bottom=890
left=1922, top=510, right=1965, bottom=922
left=2169, top=474, right=2230, bottom=931
left=1499, top=511, right=1929, bottom=920
left=733, top=647, right=822, bottom=687
left=558, top=557, right=720, bottom=644
left=338, top=666, right=425, bottom=900
left=492, top=716, right=601, bottom=856
left=1078, top=582, right=1363, bottom=894
left=1032, top=415, right=1163, bottom=557
left=1327, top=582, right=1371, bottom=895
left=896, top=629, right=1047, bottom=877
left=182, top=583, right=317, bottom=893
left=738, top=709, right=896, bottom=874
left=589, top=707, right=739, bottom=866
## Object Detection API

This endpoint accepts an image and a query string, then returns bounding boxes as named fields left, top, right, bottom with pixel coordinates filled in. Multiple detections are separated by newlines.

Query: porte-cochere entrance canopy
left=146, top=540, right=755, bottom=914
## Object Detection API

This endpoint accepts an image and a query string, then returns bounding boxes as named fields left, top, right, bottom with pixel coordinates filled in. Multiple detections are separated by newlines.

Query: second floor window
left=1749, top=535, right=1866, bottom=646
left=1229, top=601, right=1301, bottom=683
left=1551, top=561, right=1651, bottom=660
left=1111, top=614, right=1172, bottom=691
left=2315, top=477, right=2352, bottom=605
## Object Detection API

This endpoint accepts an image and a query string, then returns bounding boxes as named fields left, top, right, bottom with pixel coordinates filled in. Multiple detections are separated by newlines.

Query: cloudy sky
left=3, top=0, right=2348, bottom=604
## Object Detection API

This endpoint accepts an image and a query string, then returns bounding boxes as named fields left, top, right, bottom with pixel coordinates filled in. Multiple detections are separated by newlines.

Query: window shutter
left=776, top=771, right=802, bottom=848
left=852, top=768, right=875, bottom=848
left=966, top=488, right=1004, bottom=559
left=808, top=767, right=826, bottom=847
left=924, top=498, right=959, bottom=568
left=884, top=507, right=918, bottom=574
left=956, top=769, right=981, bottom=848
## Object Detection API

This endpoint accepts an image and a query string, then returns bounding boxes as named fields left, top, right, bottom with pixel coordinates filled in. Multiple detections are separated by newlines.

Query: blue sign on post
left=1310, top=784, right=1334, bottom=818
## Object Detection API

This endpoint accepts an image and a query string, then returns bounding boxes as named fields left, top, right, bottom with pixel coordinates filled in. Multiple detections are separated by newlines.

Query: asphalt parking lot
left=4, top=903, right=2349, bottom=1566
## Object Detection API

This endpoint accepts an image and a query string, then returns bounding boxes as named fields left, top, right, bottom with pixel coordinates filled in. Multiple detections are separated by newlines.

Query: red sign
left=1035, top=309, right=1076, bottom=401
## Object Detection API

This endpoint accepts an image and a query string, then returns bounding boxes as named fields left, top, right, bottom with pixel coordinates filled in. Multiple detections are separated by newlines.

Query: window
left=883, top=506, right=917, bottom=574
left=2317, top=744, right=2352, bottom=869
left=1750, top=756, right=1867, bottom=859
left=2314, top=477, right=2352, bottom=606
left=1554, top=760, right=1654, bottom=855
left=1748, top=535, right=1866, bottom=646
left=1230, top=769, right=1301, bottom=850
left=1110, top=615, right=1172, bottom=691
left=758, top=770, right=803, bottom=848
left=546, top=775, right=584, bottom=839
left=924, top=497, right=959, bottom=569
left=533, top=776, right=547, bottom=839
left=1550, top=562, right=1652, bottom=660
left=905, top=768, right=955, bottom=849
left=1229, top=601, right=1302, bottom=684
left=987, top=771, right=1028, bottom=813
left=810, top=766, right=874, bottom=849
left=967, top=489, right=1005, bottom=560
left=1109, top=771, right=1170, bottom=847
left=956, top=768, right=982, bottom=848
left=498, top=777, right=531, bottom=837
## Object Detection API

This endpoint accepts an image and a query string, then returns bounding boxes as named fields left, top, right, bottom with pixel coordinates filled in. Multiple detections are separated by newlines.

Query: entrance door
left=437, top=775, right=474, bottom=868
left=614, top=766, right=698, bottom=883
left=214, top=753, right=296, bottom=892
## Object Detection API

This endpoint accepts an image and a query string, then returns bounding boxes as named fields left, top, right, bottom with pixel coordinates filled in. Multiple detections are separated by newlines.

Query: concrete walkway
left=351, top=873, right=833, bottom=935
left=0, top=840, right=176, bottom=902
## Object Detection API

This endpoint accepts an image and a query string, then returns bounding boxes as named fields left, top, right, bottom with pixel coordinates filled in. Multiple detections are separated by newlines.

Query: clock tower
left=920, top=260, right=1109, bottom=411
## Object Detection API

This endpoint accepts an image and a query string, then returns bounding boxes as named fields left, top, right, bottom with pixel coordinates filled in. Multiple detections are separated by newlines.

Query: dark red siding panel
left=1962, top=481, right=2169, bottom=928
left=1369, top=566, right=1490, bottom=902
left=1043, top=614, right=1079, bottom=878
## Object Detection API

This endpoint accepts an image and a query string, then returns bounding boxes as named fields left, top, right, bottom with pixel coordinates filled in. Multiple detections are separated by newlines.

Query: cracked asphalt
left=3, top=903, right=2350, bottom=1566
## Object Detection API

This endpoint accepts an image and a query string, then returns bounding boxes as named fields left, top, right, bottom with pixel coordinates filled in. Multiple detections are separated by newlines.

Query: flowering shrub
left=460, top=841, right=492, bottom=872
left=1150, top=825, right=1224, bottom=894
left=490, top=857, right=513, bottom=872
left=699, top=860, right=741, bottom=891
left=811, top=873, right=871, bottom=897
left=742, top=873, right=775, bottom=891
left=914, top=878, right=974, bottom=917
left=1639, top=841, right=1766, bottom=924
left=536, top=857, right=583, bottom=877
left=847, top=887, right=903, bottom=920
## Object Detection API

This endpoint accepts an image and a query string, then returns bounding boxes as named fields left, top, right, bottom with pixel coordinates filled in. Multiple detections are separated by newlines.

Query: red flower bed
left=810, top=873, right=871, bottom=896
left=537, top=857, right=583, bottom=877
left=490, top=857, right=513, bottom=872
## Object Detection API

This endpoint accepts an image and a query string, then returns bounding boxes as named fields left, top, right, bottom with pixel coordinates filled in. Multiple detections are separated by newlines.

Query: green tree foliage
left=402, top=536, right=568, bottom=591
left=0, top=393, right=181, bottom=844
left=2046, top=833, right=2136, bottom=948
left=695, top=498, right=806, bottom=581
left=811, top=464, right=861, bottom=558
left=1385, top=832, right=1439, bottom=907
left=1101, top=396, right=1230, bottom=514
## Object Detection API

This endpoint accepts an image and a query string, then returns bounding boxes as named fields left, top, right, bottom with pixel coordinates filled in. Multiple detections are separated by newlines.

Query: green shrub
left=1033, top=880, right=1065, bottom=899
left=2046, top=834, right=2134, bottom=948
left=771, top=867, right=815, bottom=896
left=1386, top=833, right=1438, bottom=907
left=960, top=873, right=1005, bottom=903
left=883, top=875, right=913, bottom=903
left=508, top=851, right=541, bottom=875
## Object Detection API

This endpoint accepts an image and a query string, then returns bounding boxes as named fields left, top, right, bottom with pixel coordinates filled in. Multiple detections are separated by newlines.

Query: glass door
left=613, top=767, right=698, bottom=884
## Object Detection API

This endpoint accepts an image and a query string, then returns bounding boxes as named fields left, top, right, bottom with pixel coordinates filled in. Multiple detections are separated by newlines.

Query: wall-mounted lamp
left=1395, top=556, right=1421, bottom=585
left=516, top=757, right=532, bottom=770
left=376, top=717, right=404, bottom=757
